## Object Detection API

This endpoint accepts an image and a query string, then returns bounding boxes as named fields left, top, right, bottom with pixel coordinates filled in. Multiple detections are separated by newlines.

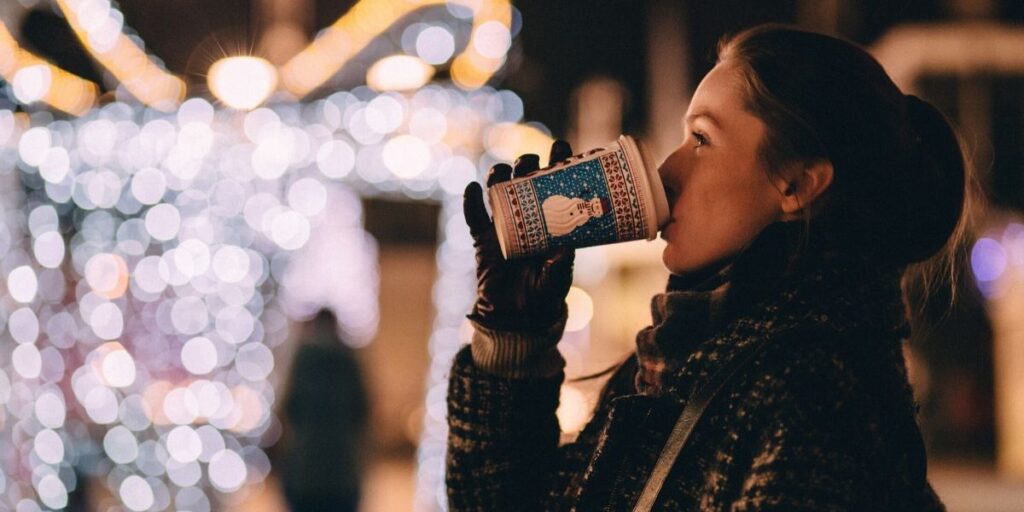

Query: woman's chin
left=663, top=245, right=721, bottom=276
left=661, top=245, right=688, bottom=275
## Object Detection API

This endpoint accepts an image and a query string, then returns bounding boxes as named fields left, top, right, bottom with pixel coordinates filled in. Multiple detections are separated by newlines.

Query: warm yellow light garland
left=10, top=0, right=512, bottom=114
left=0, top=21, right=97, bottom=115
left=280, top=0, right=512, bottom=97
left=54, top=0, right=186, bottom=110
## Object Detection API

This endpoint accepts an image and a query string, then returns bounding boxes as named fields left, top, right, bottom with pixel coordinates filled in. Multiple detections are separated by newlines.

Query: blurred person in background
left=276, top=309, right=369, bottom=512
left=448, top=24, right=971, bottom=511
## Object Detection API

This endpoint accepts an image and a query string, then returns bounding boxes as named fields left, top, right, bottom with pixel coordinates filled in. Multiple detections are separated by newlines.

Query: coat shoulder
left=749, top=324, right=903, bottom=414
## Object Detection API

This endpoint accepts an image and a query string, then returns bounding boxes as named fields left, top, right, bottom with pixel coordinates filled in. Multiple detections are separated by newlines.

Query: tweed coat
left=446, top=232, right=946, bottom=511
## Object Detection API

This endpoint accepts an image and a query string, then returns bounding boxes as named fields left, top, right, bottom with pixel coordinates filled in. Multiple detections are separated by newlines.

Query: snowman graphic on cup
left=541, top=190, right=613, bottom=237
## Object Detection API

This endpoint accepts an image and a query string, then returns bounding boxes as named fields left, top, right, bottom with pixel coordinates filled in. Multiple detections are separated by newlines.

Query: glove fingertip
left=486, top=163, right=513, bottom=187
left=551, top=246, right=575, bottom=264
left=462, top=182, right=490, bottom=235
left=550, top=139, right=573, bottom=163
left=513, top=154, right=541, bottom=178
left=542, top=247, right=574, bottom=279
left=462, top=181, right=481, bottom=206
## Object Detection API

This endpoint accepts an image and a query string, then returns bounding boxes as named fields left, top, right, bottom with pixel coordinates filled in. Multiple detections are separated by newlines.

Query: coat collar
left=635, top=221, right=907, bottom=398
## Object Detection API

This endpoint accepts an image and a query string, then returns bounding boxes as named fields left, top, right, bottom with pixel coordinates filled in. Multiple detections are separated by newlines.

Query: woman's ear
left=778, top=159, right=834, bottom=220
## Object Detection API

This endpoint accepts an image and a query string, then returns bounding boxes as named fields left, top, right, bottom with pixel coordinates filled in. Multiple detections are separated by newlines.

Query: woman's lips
left=659, top=219, right=675, bottom=240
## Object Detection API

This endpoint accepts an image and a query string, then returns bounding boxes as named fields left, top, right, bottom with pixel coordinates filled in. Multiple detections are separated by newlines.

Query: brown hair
left=576, top=26, right=978, bottom=385
left=717, top=25, right=976, bottom=305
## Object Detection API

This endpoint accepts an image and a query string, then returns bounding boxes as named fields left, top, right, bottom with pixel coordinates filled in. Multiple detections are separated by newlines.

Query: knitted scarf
left=634, top=221, right=909, bottom=395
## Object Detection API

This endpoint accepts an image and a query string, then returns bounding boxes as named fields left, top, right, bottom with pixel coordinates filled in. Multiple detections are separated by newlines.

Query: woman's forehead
left=688, top=62, right=748, bottom=121
left=685, top=62, right=763, bottom=139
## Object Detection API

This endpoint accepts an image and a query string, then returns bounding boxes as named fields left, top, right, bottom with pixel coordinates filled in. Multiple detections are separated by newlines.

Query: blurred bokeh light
left=0, top=1, right=537, bottom=509
left=208, top=57, right=279, bottom=111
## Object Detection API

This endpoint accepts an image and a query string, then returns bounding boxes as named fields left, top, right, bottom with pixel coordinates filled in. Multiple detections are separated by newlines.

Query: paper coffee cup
left=488, top=135, right=670, bottom=259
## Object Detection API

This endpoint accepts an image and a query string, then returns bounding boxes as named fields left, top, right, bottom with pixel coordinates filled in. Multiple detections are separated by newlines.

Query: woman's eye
left=692, top=131, right=708, bottom=147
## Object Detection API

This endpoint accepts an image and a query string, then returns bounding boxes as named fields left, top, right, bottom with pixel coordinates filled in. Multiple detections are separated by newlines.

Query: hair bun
left=719, top=27, right=969, bottom=268
left=896, top=95, right=966, bottom=263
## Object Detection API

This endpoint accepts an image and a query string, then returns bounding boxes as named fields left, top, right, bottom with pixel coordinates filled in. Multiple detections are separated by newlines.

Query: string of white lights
left=0, top=1, right=555, bottom=510
left=0, top=77, right=552, bottom=510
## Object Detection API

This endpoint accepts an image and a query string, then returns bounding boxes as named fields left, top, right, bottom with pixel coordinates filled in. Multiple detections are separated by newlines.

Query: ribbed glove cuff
left=469, top=314, right=567, bottom=379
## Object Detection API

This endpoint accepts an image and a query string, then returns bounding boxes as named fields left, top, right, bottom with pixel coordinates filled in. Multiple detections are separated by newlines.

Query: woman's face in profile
left=657, top=61, right=787, bottom=275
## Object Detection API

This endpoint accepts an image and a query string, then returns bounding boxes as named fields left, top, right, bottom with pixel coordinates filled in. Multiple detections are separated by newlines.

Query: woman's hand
left=463, top=140, right=576, bottom=331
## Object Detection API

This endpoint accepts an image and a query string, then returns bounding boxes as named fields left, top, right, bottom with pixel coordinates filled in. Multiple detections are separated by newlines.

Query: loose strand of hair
left=902, top=128, right=986, bottom=326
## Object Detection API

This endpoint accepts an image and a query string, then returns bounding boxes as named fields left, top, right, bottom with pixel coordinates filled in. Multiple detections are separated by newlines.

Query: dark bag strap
left=632, top=334, right=775, bottom=512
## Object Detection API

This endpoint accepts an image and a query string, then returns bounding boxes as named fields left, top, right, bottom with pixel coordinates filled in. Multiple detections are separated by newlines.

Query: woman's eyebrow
left=685, top=111, right=721, bottom=129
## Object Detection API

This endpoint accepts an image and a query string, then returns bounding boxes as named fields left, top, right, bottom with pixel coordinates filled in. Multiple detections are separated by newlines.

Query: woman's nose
left=658, top=150, right=684, bottom=203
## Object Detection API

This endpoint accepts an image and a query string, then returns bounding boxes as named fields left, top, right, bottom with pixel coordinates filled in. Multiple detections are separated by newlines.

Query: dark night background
left=18, top=0, right=1023, bottom=466
left=6, top=1, right=1024, bottom=509
left=22, top=0, right=1023, bottom=136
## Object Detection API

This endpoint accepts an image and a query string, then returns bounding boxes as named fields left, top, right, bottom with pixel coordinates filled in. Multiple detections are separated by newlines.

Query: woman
left=448, top=25, right=966, bottom=511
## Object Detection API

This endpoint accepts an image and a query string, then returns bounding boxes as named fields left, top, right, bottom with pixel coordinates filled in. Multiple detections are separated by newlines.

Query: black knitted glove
left=463, top=140, right=575, bottom=332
